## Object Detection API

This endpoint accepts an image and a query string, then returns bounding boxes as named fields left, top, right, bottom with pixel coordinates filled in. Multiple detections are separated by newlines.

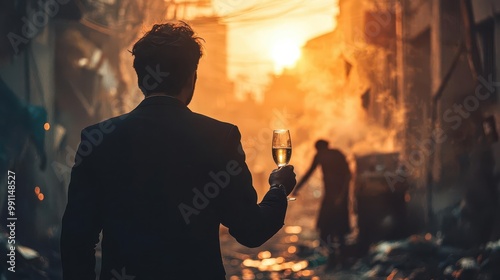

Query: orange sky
left=212, top=0, right=338, bottom=100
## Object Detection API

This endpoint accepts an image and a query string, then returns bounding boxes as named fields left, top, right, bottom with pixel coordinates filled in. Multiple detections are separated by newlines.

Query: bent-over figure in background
left=292, top=139, right=351, bottom=270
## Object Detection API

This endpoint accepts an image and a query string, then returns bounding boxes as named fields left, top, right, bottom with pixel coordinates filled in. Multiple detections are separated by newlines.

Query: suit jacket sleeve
left=60, top=130, right=103, bottom=280
left=216, top=126, right=287, bottom=248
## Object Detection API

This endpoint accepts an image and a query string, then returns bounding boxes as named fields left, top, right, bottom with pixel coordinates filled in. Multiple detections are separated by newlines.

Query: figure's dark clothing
left=312, top=149, right=351, bottom=237
left=61, top=96, right=287, bottom=280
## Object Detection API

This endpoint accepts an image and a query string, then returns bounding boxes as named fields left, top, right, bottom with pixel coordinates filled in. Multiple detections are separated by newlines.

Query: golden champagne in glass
left=272, top=129, right=295, bottom=201
left=272, top=130, right=292, bottom=167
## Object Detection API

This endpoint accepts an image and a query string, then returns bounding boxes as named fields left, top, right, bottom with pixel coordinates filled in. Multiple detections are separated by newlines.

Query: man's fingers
left=272, top=165, right=293, bottom=173
left=283, top=165, right=294, bottom=171
left=269, top=165, right=296, bottom=187
left=278, top=165, right=294, bottom=174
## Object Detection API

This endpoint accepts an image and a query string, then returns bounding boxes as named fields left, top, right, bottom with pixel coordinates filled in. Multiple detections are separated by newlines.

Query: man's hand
left=269, top=165, right=296, bottom=196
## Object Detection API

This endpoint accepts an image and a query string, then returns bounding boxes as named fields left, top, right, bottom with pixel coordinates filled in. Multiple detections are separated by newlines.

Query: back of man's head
left=132, top=21, right=203, bottom=96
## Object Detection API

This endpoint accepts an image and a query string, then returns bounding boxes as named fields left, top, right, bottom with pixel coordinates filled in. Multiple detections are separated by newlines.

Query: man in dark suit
left=60, top=21, right=296, bottom=280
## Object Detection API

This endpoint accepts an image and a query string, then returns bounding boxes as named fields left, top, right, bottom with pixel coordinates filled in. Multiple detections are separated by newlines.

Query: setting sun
left=270, top=39, right=301, bottom=74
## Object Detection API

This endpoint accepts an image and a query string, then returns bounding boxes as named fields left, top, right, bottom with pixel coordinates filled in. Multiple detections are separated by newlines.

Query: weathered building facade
left=294, top=0, right=500, bottom=244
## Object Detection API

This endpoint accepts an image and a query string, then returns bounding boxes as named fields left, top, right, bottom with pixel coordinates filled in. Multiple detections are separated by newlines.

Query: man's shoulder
left=190, top=111, right=236, bottom=131
left=81, top=114, right=129, bottom=135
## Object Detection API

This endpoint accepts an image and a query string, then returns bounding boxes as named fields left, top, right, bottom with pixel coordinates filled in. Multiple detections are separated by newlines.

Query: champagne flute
left=272, top=129, right=296, bottom=201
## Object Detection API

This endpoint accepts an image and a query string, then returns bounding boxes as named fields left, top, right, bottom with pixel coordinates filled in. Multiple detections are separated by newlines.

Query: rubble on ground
left=222, top=225, right=500, bottom=280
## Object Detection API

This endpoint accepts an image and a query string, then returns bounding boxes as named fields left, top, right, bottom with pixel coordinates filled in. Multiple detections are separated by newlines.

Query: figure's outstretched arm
left=292, top=156, right=318, bottom=195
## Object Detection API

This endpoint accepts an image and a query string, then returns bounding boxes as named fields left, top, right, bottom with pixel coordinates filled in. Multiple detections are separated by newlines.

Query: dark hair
left=315, top=139, right=329, bottom=150
left=131, top=21, right=203, bottom=96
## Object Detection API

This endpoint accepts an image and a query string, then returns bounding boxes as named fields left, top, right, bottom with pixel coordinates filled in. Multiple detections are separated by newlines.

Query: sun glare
left=270, top=39, right=301, bottom=74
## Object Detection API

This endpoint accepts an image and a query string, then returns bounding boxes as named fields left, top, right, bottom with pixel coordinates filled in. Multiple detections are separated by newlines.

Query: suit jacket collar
left=134, top=95, right=190, bottom=111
